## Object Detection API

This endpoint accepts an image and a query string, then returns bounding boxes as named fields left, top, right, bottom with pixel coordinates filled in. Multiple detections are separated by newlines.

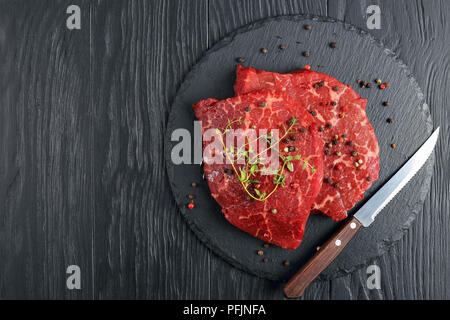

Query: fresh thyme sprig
left=215, top=115, right=317, bottom=202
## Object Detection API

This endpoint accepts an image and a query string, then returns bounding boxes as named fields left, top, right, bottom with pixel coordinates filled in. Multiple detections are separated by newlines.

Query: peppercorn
left=335, top=151, right=342, bottom=156
left=303, top=51, right=310, bottom=57
left=245, top=106, right=250, bottom=112
left=283, top=260, right=291, bottom=266
left=261, top=48, right=268, bottom=54
left=334, top=183, right=339, bottom=188
left=318, top=81, right=325, bottom=87
left=332, top=139, right=339, bottom=145
left=375, top=78, right=382, bottom=84
left=288, top=146, right=295, bottom=152
left=366, top=176, right=372, bottom=182
left=331, top=101, right=337, bottom=106
left=236, top=57, right=245, bottom=63
left=387, top=118, right=394, bottom=124
left=304, top=24, right=312, bottom=30
left=263, top=258, right=269, bottom=263
left=290, top=135, right=297, bottom=141
left=383, top=101, right=390, bottom=107
left=224, top=168, right=232, bottom=175
left=326, top=123, right=332, bottom=129
left=279, top=44, right=286, bottom=50
left=319, top=126, right=325, bottom=132
left=191, top=182, right=197, bottom=187
left=325, top=149, right=330, bottom=155
left=351, top=150, right=358, bottom=157
left=333, top=86, right=340, bottom=91
left=341, top=134, right=347, bottom=139
left=391, top=143, right=396, bottom=149
left=188, top=202, right=195, bottom=209
left=330, top=42, right=338, bottom=48
left=310, top=110, right=316, bottom=116
left=348, top=141, right=354, bottom=147
left=325, top=177, right=332, bottom=184
left=257, top=250, right=264, bottom=256
left=366, top=83, right=372, bottom=88
left=188, top=194, right=195, bottom=199
left=271, top=208, right=278, bottom=214
left=301, top=128, right=307, bottom=133
left=259, top=101, right=267, bottom=107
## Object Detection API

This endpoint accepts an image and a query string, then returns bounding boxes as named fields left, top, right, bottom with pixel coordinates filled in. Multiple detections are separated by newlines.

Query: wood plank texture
left=0, top=0, right=449, bottom=299
left=0, top=0, right=93, bottom=299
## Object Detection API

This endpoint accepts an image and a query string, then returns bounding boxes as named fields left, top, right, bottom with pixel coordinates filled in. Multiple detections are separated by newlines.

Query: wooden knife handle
left=284, top=216, right=362, bottom=298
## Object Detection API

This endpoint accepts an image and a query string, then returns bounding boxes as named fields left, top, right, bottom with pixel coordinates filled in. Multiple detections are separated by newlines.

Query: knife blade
left=355, top=127, right=440, bottom=227
left=284, top=127, right=440, bottom=298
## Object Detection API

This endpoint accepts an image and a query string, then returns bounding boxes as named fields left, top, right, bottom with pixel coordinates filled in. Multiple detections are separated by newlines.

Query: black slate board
left=165, top=15, right=434, bottom=281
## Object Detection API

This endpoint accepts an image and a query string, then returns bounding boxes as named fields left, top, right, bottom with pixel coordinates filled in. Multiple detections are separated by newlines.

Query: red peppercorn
left=188, top=202, right=195, bottom=210
left=379, top=84, right=386, bottom=90
left=305, top=64, right=311, bottom=70
left=335, top=164, right=343, bottom=171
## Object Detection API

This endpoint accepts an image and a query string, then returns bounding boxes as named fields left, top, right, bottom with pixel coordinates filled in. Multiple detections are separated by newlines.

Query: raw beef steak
left=234, top=65, right=380, bottom=221
left=193, top=89, right=324, bottom=249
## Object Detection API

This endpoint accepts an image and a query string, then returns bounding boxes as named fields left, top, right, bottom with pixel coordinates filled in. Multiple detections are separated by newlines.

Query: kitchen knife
left=284, top=127, right=440, bottom=298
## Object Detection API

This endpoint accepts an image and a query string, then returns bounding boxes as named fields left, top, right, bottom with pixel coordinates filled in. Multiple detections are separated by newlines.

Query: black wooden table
left=0, top=0, right=449, bottom=299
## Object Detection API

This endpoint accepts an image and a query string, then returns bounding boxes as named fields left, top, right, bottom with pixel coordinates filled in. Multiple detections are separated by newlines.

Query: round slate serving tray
left=165, top=15, right=434, bottom=281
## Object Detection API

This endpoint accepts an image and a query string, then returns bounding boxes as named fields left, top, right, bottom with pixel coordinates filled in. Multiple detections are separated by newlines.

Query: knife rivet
left=350, top=222, right=356, bottom=229
left=335, top=239, right=342, bottom=246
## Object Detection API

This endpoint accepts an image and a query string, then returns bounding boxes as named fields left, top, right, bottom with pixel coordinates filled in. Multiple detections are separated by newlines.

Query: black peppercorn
left=330, top=42, right=338, bottom=48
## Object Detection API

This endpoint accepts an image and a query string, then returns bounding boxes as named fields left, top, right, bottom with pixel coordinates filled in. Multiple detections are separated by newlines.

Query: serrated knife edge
left=354, top=127, right=439, bottom=227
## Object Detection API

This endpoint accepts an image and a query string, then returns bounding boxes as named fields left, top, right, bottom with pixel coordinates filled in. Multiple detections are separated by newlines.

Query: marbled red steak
left=234, top=65, right=380, bottom=221
left=193, top=89, right=323, bottom=249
